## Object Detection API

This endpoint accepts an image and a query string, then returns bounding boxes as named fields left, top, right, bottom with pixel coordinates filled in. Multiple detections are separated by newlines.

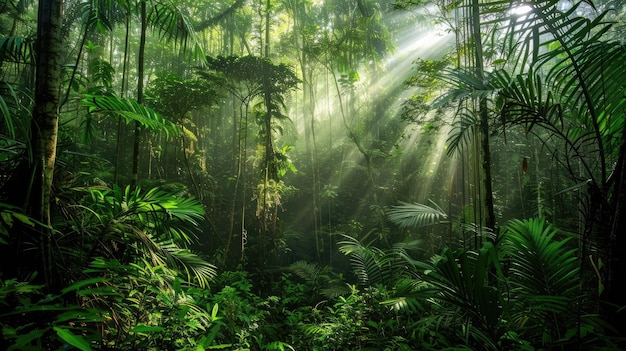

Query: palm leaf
left=501, top=218, right=580, bottom=344
left=387, top=200, right=448, bottom=229
left=79, top=0, right=114, bottom=34
left=81, top=93, right=179, bottom=137
left=410, top=243, right=506, bottom=347
left=287, top=260, right=327, bottom=284
left=148, top=0, right=206, bottom=62
left=0, top=36, right=33, bottom=63
left=490, top=0, right=626, bottom=185
left=156, top=241, right=217, bottom=288
left=502, top=218, right=579, bottom=297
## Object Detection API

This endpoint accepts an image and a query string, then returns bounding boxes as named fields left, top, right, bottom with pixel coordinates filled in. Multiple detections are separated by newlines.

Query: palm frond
left=79, top=0, right=114, bottom=34
left=0, top=81, right=32, bottom=144
left=338, top=234, right=419, bottom=287
left=0, top=36, right=33, bottom=63
left=502, top=218, right=580, bottom=343
left=148, top=0, right=206, bottom=63
left=81, top=93, right=179, bottom=137
left=157, top=241, right=217, bottom=288
left=445, top=110, right=480, bottom=157
left=287, top=260, right=325, bottom=283
left=502, top=218, right=579, bottom=297
left=417, top=243, right=506, bottom=334
left=491, top=0, right=626, bottom=185
left=387, top=200, right=448, bottom=229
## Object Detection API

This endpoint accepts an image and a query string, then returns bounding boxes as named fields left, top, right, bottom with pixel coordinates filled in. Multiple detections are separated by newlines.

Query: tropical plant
left=66, top=185, right=216, bottom=287
left=0, top=276, right=106, bottom=351
left=83, top=258, right=227, bottom=350
left=201, top=55, right=299, bottom=266
left=500, top=218, right=613, bottom=349
left=403, top=0, right=626, bottom=329
left=484, top=0, right=626, bottom=328
left=387, top=200, right=449, bottom=229
left=381, top=217, right=622, bottom=350
left=338, top=231, right=421, bottom=288
left=413, top=242, right=507, bottom=350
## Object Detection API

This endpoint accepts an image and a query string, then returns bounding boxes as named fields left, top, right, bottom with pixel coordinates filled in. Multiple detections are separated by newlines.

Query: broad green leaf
left=53, top=327, right=93, bottom=351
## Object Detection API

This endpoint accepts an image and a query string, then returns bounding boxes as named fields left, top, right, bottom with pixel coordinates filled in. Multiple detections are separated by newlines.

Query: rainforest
left=1, top=0, right=626, bottom=349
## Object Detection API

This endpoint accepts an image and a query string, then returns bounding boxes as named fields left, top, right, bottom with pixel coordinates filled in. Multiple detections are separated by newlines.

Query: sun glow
left=287, top=10, right=459, bottom=229
left=510, top=4, right=533, bottom=16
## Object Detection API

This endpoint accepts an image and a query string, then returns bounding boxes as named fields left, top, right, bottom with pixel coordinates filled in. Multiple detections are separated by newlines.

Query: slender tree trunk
left=131, top=0, right=147, bottom=188
left=30, top=0, right=63, bottom=288
left=31, top=0, right=63, bottom=226
left=115, top=8, right=131, bottom=184
left=265, top=0, right=271, bottom=58
left=470, top=0, right=496, bottom=237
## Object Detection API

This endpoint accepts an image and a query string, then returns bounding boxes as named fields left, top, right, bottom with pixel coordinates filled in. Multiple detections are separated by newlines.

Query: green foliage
left=0, top=263, right=229, bottom=351
left=204, top=55, right=300, bottom=96
left=412, top=242, right=506, bottom=350
left=72, top=185, right=216, bottom=287
left=381, top=218, right=621, bottom=350
left=0, top=202, right=37, bottom=243
left=1, top=181, right=222, bottom=350
left=206, top=270, right=293, bottom=350
left=146, top=73, right=220, bottom=120
left=0, top=36, right=32, bottom=64
left=338, top=231, right=422, bottom=288
left=84, top=259, right=227, bottom=350
left=387, top=200, right=448, bottom=229
left=501, top=218, right=587, bottom=348
left=147, top=0, right=206, bottom=61
left=0, top=276, right=106, bottom=351
left=81, top=93, right=180, bottom=137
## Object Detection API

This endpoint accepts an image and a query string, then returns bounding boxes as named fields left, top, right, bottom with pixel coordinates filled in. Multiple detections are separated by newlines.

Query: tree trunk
left=131, top=0, right=147, bottom=188
left=470, top=0, right=496, bottom=238
left=29, top=0, right=63, bottom=287
left=31, top=0, right=63, bottom=225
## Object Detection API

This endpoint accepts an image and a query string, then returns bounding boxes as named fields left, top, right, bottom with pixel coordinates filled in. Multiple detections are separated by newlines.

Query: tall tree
left=470, top=0, right=496, bottom=237
left=27, top=0, right=64, bottom=288
left=30, top=0, right=63, bottom=226
left=130, top=0, right=147, bottom=188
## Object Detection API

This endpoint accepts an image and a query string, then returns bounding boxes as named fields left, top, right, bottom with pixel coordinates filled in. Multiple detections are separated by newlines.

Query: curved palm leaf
left=0, top=81, right=31, bottom=141
left=501, top=218, right=580, bottom=345
left=78, top=0, right=115, bottom=34
left=81, top=93, right=179, bottom=137
left=337, top=233, right=419, bottom=288
left=148, top=0, right=206, bottom=62
left=402, top=243, right=506, bottom=350
left=503, top=218, right=578, bottom=297
left=69, top=185, right=214, bottom=287
left=387, top=200, right=448, bottom=229
left=0, top=36, right=33, bottom=64
left=491, top=0, right=626, bottom=185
